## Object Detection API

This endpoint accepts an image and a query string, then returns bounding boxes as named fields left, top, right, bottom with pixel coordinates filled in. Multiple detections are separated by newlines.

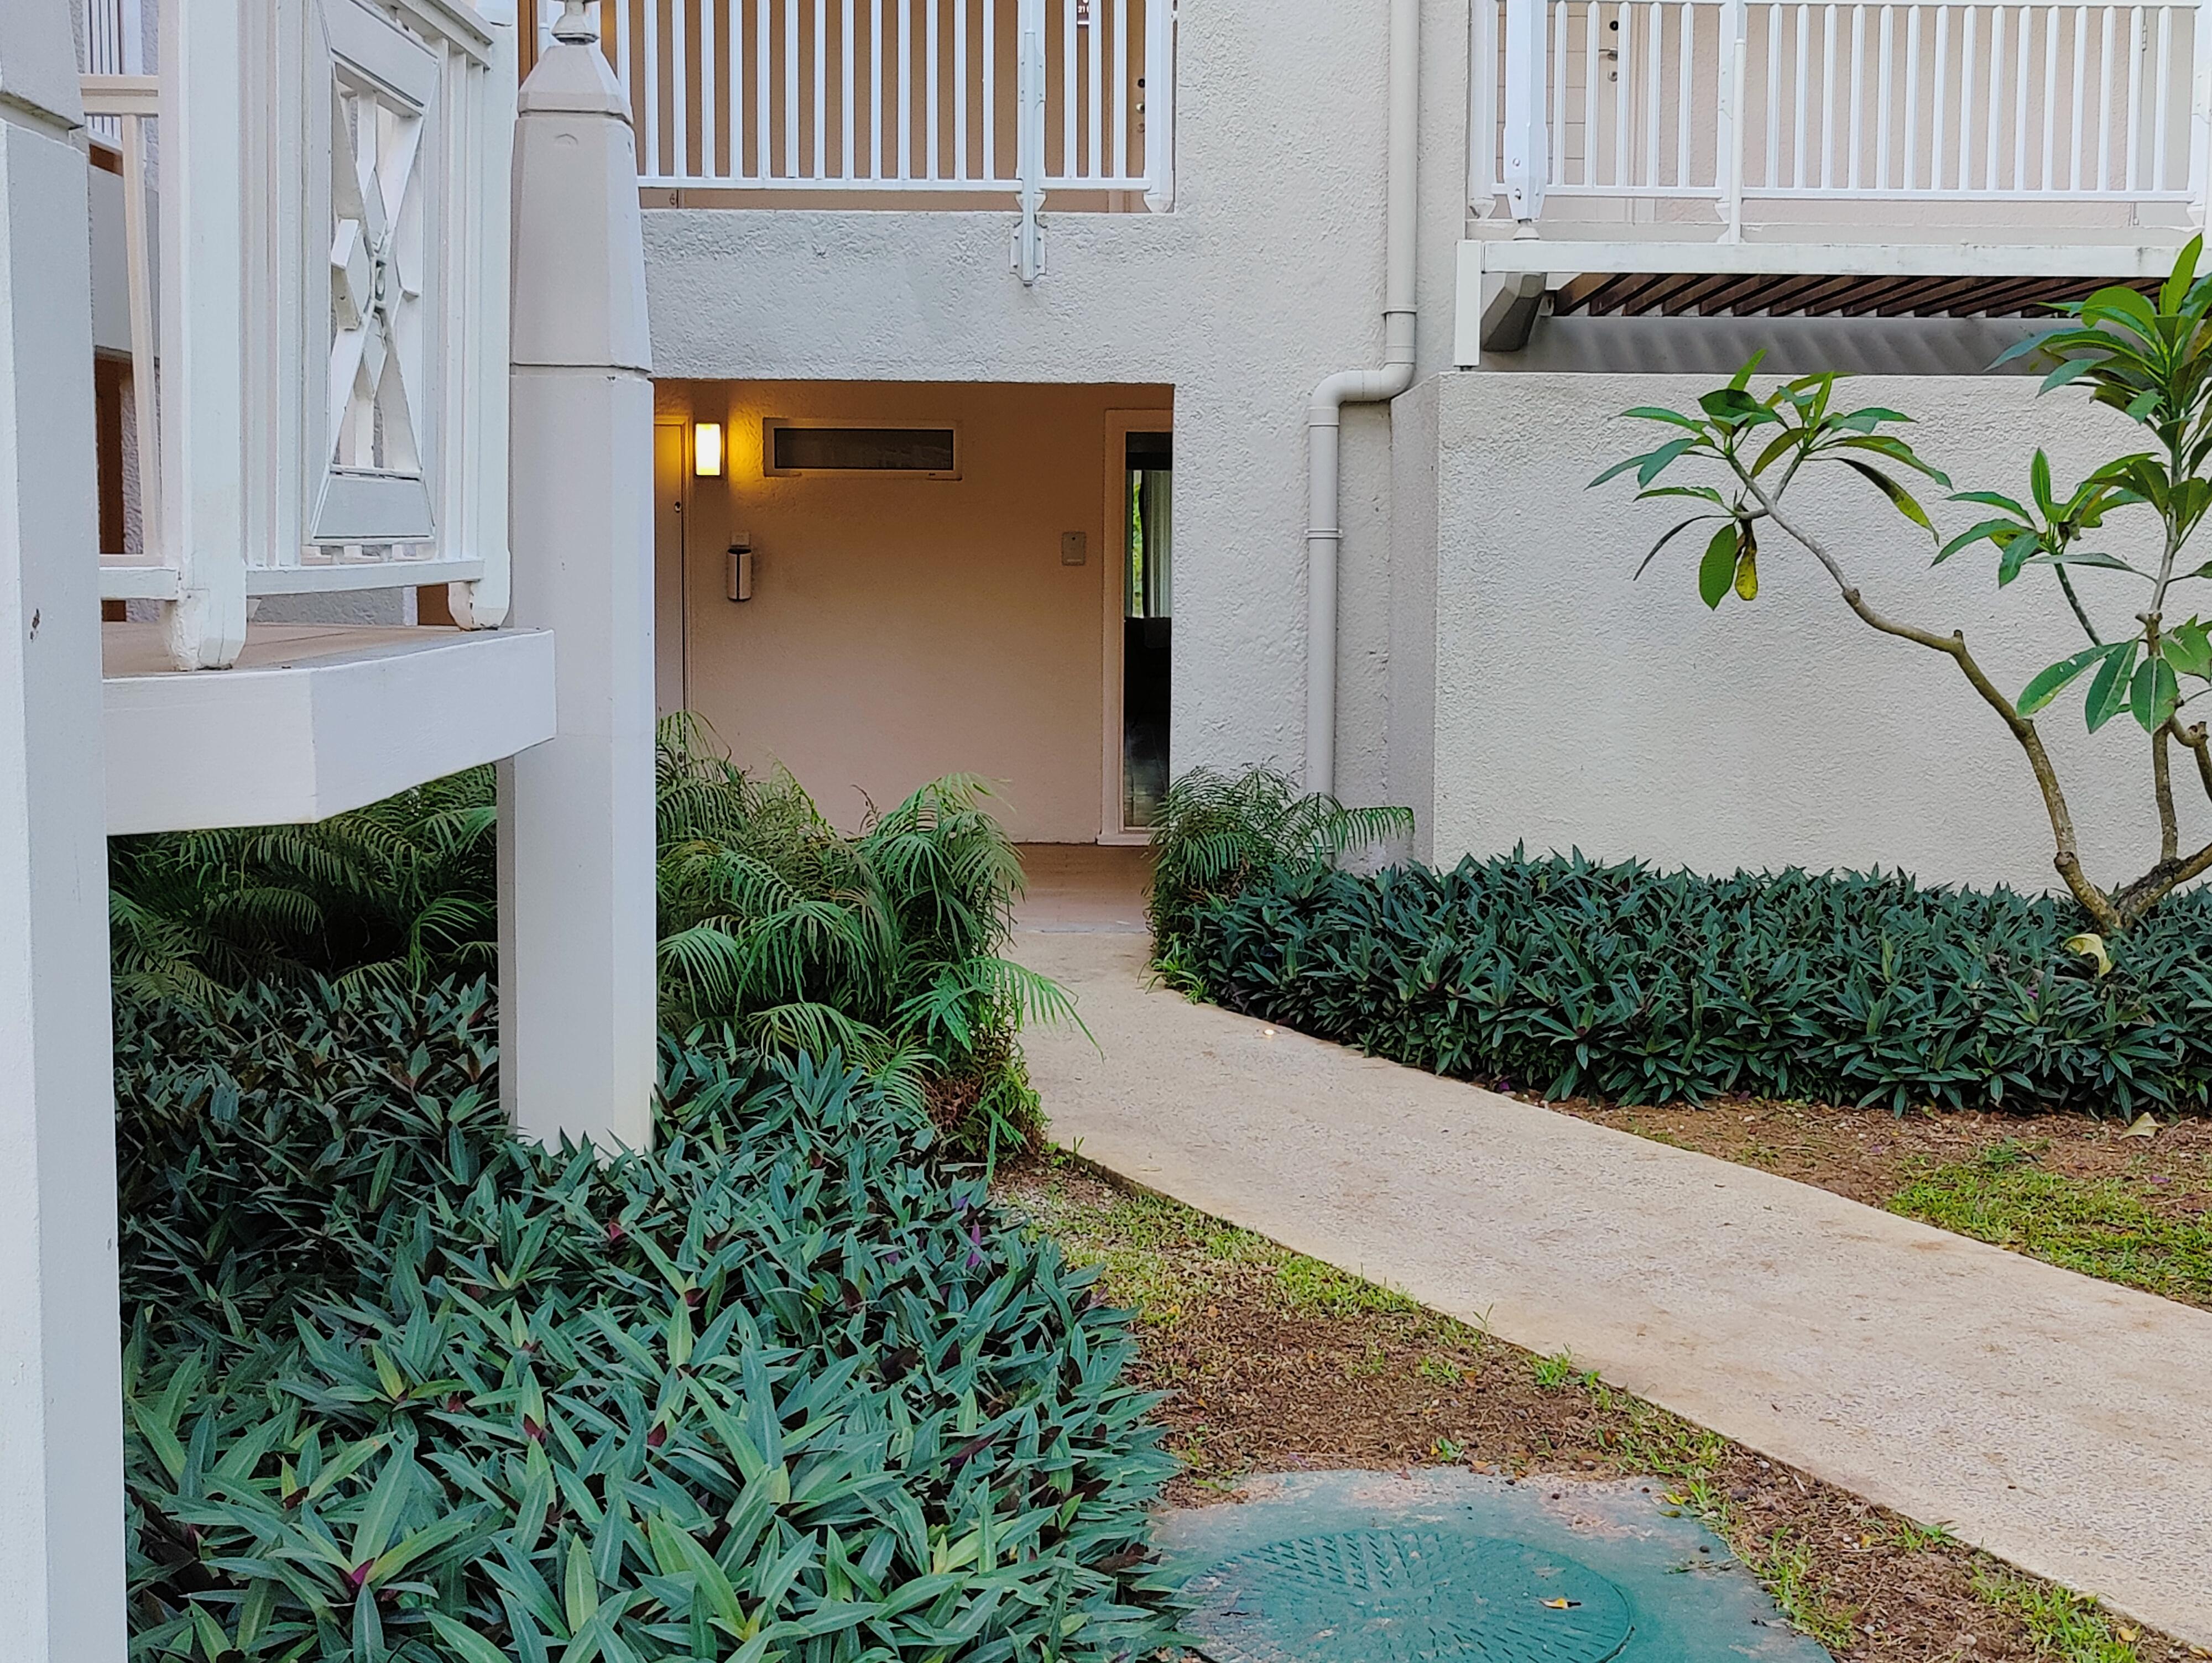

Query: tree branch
left=2169, top=716, right=2212, bottom=806
left=2154, top=728, right=2180, bottom=861
left=2149, top=619, right=2180, bottom=864
left=2114, top=838, right=2212, bottom=924
left=1741, top=474, right=2121, bottom=934
left=2054, top=566, right=2103, bottom=646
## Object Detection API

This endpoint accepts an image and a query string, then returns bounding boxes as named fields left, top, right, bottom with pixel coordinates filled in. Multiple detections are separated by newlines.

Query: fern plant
left=107, top=770, right=498, bottom=1000
left=1146, top=765, right=1415, bottom=977
left=651, top=717, right=1077, bottom=1152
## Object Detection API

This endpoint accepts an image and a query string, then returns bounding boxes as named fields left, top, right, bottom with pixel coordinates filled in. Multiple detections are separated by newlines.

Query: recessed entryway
left=655, top=380, right=1172, bottom=844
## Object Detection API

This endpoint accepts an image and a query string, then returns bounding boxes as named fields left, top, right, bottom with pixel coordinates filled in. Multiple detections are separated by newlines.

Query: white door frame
left=1098, top=407, right=1172, bottom=845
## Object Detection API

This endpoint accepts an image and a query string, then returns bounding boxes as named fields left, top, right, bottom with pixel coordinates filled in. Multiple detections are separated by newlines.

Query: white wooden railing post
left=1468, top=0, right=1499, bottom=214
left=1014, top=0, right=1046, bottom=280
left=449, top=6, right=520, bottom=630
left=1142, top=0, right=1176, bottom=211
left=1717, top=0, right=1749, bottom=239
left=0, top=4, right=127, bottom=1657
left=1501, top=0, right=1550, bottom=222
left=2190, top=0, right=2212, bottom=222
left=502, top=0, right=658, bottom=1152
left=156, top=0, right=248, bottom=670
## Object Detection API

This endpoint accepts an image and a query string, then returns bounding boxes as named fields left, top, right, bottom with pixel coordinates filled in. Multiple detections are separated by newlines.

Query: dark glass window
left=768, top=425, right=956, bottom=474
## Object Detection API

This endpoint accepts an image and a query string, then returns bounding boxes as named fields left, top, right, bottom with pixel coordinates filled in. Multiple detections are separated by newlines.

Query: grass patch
left=1971, top=1566, right=2146, bottom=1663
left=1891, top=1142, right=2212, bottom=1305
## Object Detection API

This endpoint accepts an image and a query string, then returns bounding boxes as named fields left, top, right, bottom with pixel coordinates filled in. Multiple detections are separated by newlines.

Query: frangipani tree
left=1597, top=244, right=2212, bottom=933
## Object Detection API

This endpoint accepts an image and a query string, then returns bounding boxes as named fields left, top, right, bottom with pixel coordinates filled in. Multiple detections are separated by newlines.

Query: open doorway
left=1121, top=432, right=1172, bottom=830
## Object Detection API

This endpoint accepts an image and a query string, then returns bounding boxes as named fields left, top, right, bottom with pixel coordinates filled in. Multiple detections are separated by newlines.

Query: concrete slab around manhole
left=1154, top=1470, right=1833, bottom=1663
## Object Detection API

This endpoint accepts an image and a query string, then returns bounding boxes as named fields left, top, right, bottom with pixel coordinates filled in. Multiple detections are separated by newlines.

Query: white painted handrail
left=1475, top=0, right=2212, bottom=232
left=86, top=0, right=515, bottom=669
left=538, top=0, right=1174, bottom=202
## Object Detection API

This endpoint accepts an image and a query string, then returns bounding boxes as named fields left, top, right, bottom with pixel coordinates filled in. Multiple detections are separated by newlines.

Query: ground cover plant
left=1598, top=243, right=2212, bottom=934
left=110, top=715, right=1067, bottom=1152
left=1000, top=1153, right=2199, bottom=1663
left=1168, top=846, right=2212, bottom=1116
left=116, top=979, right=1175, bottom=1662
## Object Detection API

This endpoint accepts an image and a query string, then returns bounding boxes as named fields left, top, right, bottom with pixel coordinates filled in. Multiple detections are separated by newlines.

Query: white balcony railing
left=533, top=0, right=1176, bottom=207
left=82, top=0, right=515, bottom=671
left=1473, top=0, right=2212, bottom=235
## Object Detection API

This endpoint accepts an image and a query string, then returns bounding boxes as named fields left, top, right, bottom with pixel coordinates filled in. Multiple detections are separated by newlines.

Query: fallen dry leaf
left=2122, top=1113, right=2160, bottom=1140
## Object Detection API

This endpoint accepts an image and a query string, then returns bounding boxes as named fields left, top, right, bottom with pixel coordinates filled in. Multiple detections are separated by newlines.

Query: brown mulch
left=1534, top=1095, right=2212, bottom=1218
left=995, top=1154, right=2202, bottom=1663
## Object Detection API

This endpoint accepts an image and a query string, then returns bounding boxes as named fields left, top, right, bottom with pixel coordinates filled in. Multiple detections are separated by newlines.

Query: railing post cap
left=552, top=1, right=600, bottom=45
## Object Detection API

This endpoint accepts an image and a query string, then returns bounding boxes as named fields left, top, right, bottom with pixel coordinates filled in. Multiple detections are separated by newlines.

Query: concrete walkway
left=1014, top=922, right=2212, bottom=1645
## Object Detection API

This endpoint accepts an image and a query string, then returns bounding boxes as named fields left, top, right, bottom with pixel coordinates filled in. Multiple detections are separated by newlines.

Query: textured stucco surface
left=1016, top=926, right=2212, bottom=1646
left=1407, top=370, right=2204, bottom=891
left=640, top=0, right=1479, bottom=796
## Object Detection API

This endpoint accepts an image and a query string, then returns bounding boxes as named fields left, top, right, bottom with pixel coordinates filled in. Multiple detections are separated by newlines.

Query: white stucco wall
left=1408, top=371, right=2207, bottom=893
left=641, top=0, right=1478, bottom=795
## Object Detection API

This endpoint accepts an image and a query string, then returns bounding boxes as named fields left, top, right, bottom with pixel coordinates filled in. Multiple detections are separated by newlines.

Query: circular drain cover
left=1181, top=1529, right=1635, bottom=1663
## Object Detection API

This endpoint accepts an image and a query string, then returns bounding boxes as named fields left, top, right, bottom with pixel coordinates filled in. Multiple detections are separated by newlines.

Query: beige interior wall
left=662, top=379, right=1172, bottom=843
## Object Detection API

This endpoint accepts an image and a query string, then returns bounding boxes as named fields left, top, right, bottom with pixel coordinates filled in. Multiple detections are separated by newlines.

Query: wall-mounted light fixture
left=693, top=421, right=723, bottom=478
left=726, top=536, right=753, bottom=602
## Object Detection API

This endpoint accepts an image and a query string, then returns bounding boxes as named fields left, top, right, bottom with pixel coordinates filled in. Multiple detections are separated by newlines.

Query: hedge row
left=116, top=980, right=1175, bottom=1662
left=1173, top=852, right=2212, bottom=1115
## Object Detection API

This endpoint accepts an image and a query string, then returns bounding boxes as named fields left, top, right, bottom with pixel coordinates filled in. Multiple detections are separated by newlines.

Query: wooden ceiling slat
left=1542, top=265, right=2159, bottom=322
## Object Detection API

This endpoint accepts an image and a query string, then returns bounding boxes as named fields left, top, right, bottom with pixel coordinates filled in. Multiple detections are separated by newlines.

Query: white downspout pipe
left=1306, top=0, right=1420, bottom=797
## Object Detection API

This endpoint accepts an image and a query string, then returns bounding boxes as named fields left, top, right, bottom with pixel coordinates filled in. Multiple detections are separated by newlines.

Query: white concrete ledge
left=103, top=624, right=556, bottom=834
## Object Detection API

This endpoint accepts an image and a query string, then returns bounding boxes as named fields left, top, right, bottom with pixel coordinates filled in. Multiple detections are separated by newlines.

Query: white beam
left=1467, top=235, right=2193, bottom=280
left=102, top=625, right=556, bottom=835
left=500, top=9, right=658, bottom=1153
left=0, top=4, right=127, bottom=1658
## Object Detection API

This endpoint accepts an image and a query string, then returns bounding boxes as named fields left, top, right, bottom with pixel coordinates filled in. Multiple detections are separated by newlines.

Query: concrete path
left=1014, top=925, right=2212, bottom=1645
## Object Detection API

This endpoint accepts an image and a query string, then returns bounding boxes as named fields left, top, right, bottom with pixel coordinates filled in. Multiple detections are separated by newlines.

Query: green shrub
left=116, top=981, right=1176, bottom=1662
left=1173, top=851, right=2212, bottom=1115
left=1145, top=766, right=1412, bottom=979
left=109, top=717, right=1069, bottom=1154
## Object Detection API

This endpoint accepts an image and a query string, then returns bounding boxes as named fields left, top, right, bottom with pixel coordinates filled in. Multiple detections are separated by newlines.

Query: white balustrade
left=84, top=0, right=515, bottom=670
left=537, top=0, right=1174, bottom=200
left=1473, top=0, right=2212, bottom=233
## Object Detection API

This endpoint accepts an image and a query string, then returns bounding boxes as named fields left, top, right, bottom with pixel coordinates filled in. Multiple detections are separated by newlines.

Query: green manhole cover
left=1182, top=1528, right=1635, bottom=1663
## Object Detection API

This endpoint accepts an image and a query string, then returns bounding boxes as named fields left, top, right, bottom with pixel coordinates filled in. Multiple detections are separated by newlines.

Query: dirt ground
left=1535, top=1096, right=2212, bottom=1215
left=996, top=1153, right=2202, bottom=1663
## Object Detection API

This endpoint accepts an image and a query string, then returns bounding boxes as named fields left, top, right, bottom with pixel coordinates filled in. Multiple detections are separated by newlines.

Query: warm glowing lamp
left=693, top=421, right=723, bottom=477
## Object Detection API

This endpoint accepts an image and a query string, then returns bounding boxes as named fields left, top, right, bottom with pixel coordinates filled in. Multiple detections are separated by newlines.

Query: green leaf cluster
left=1597, top=356, right=1951, bottom=611
left=1166, top=851, right=2212, bottom=1116
left=115, top=981, right=1177, bottom=1662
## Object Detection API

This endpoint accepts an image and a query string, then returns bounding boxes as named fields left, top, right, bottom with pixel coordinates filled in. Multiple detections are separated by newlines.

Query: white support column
left=499, top=0, right=658, bottom=1151
left=0, top=5, right=127, bottom=1660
